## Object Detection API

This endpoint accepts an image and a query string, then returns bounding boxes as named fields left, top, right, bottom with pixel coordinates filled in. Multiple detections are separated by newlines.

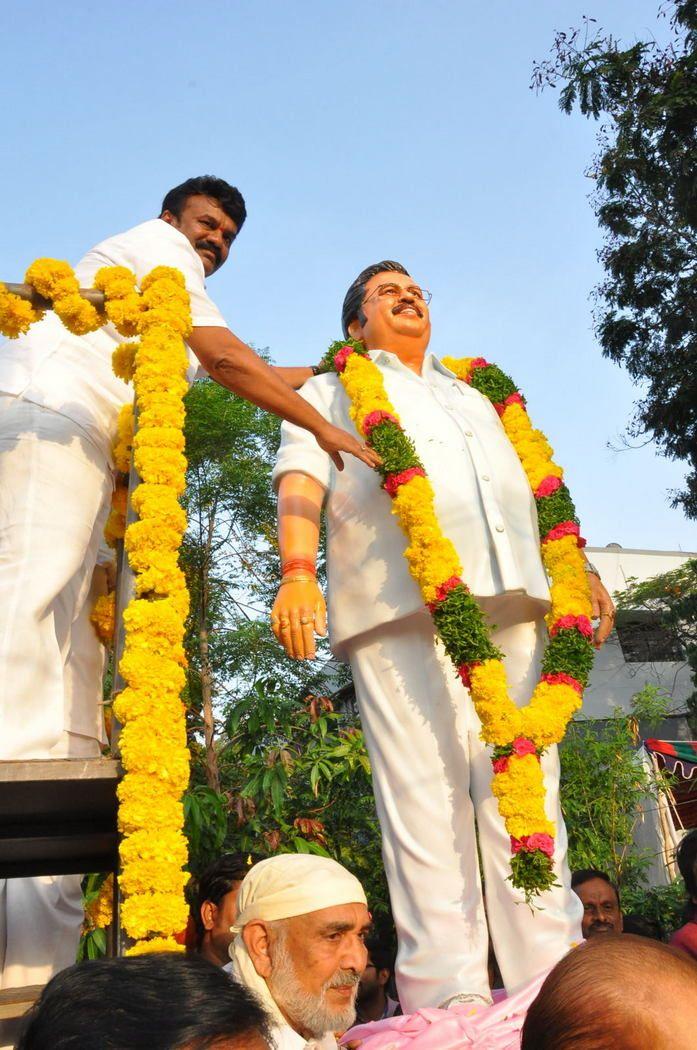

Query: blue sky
left=2, top=0, right=694, bottom=553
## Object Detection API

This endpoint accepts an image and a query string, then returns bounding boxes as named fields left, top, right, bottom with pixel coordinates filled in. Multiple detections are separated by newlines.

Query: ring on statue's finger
left=280, top=618, right=290, bottom=628
left=300, top=616, right=313, bottom=625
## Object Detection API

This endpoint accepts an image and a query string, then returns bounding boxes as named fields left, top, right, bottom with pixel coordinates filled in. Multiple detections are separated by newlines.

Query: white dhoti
left=0, top=395, right=111, bottom=992
left=345, top=601, right=583, bottom=1014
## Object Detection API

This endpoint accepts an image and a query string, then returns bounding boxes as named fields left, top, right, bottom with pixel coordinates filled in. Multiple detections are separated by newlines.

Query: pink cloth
left=340, top=973, right=546, bottom=1049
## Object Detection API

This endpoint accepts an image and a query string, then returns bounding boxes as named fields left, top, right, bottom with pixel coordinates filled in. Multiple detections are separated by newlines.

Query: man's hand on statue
left=314, top=421, right=381, bottom=472
left=270, top=580, right=327, bottom=660
left=588, top=573, right=616, bottom=649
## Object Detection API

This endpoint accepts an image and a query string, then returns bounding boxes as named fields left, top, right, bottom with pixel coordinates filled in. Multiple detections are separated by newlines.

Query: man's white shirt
left=0, top=218, right=227, bottom=465
left=272, top=351, right=551, bottom=657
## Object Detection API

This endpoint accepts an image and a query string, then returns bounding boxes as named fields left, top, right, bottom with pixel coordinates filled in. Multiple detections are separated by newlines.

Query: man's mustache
left=325, top=969, right=361, bottom=990
left=392, top=300, right=423, bottom=318
left=195, top=239, right=221, bottom=266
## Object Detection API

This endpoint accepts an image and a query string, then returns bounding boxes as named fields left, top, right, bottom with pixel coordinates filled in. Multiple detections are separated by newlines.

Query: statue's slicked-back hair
left=17, top=953, right=272, bottom=1049
left=341, top=260, right=410, bottom=338
left=160, top=175, right=247, bottom=231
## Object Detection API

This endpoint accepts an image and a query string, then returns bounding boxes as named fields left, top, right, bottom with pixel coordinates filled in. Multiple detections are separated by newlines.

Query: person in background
left=355, top=936, right=401, bottom=1024
left=521, top=935, right=697, bottom=1049
left=571, top=869, right=623, bottom=938
left=228, top=853, right=370, bottom=1049
left=670, top=829, right=697, bottom=961
left=191, top=853, right=259, bottom=965
left=16, top=953, right=272, bottom=1050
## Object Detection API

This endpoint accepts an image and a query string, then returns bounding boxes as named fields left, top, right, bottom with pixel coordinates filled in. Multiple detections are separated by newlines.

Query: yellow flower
left=126, top=936, right=184, bottom=956
left=84, top=874, right=114, bottom=931
left=121, top=891, right=189, bottom=941
left=90, top=593, right=116, bottom=647
left=0, top=282, right=43, bottom=338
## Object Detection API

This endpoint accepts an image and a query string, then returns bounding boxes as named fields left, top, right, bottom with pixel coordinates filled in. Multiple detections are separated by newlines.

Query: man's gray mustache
left=325, top=969, right=361, bottom=990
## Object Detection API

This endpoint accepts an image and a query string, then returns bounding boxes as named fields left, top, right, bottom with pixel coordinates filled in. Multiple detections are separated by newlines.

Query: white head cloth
left=229, top=854, right=367, bottom=1027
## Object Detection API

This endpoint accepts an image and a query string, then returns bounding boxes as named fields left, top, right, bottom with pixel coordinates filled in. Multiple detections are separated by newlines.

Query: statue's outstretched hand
left=271, top=579, right=327, bottom=660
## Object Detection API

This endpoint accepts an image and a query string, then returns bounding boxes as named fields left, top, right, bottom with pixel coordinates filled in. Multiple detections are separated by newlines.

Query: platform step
left=0, top=759, right=120, bottom=878
left=0, top=984, right=42, bottom=1021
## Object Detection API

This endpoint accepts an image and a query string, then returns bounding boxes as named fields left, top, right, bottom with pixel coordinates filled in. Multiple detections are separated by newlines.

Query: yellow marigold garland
left=318, top=340, right=595, bottom=900
left=9, top=259, right=193, bottom=948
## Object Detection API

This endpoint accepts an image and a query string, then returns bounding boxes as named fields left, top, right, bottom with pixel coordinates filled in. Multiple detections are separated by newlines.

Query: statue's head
left=341, top=261, right=431, bottom=352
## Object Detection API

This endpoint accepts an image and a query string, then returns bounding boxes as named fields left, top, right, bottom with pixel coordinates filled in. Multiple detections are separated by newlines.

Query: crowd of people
left=13, top=830, right=697, bottom=1048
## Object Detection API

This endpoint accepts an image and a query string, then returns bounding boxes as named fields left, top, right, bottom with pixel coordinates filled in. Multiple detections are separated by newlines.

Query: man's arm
left=188, top=328, right=377, bottom=471
left=271, top=473, right=326, bottom=661
left=272, top=366, right=314, bottom=390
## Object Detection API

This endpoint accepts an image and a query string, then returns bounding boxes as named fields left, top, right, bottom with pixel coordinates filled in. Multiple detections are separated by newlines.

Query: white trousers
left=0, top=396, right=111, bottom=993
left=0, top=395, right=111, bottom=757
left=345, top=603, right=583, bottom=1013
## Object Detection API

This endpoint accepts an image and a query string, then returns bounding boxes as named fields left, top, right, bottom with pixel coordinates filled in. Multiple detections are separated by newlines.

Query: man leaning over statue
left=271, top=261, right=616, bottom=1013
left=0, top=176, right=378, bottom=991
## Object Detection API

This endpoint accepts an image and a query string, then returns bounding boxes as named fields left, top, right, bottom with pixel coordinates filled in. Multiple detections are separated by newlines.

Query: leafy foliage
left=560, top=686, right=677, bottom=906
left=615, top=558, right=697, bottom=730
left=533, top=3, right=697, bottom=516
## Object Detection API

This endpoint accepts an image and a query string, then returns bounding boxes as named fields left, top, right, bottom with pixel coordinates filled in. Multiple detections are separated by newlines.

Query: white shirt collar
left=367, top=349, right=453, bottom=379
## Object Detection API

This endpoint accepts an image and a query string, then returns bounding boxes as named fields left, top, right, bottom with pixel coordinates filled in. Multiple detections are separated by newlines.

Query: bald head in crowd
left=521, top=935, right=697, bottom=1050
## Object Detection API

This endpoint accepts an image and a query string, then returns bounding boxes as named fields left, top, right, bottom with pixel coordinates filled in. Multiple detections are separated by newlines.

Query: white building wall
left=578, top=545, right=695, bottom=720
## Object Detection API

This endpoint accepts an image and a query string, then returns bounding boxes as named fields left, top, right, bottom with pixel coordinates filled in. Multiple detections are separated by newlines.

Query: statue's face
left=352, top=270, right=431, bottom=349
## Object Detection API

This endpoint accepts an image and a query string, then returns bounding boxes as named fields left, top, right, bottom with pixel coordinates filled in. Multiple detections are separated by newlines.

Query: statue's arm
left=271, top=472, right=327, bottom=661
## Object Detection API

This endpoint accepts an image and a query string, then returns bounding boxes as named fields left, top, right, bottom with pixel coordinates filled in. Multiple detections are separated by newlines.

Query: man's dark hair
left=17, top=953, right=271, bottom=1049
left=191, top=852, right=259, bottom=948
left=160, top=176, right=247, bottom=231
left=571, top=868, right=621, bottom=905
left=341, top=260, right=409, bottom=338
left=676, top=828, right=697, bottom=918
left=364, top=934, right=396, bottom=976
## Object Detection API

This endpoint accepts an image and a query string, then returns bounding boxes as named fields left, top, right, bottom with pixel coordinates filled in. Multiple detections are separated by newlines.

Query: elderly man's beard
left=268, top=934, right=360, bottom=1038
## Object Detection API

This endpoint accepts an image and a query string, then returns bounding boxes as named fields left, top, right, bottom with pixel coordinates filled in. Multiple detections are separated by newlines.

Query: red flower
left=550, top=614, right=594, bottom=640
left=362, top=410, right=400, bottom=435
left=494, top=392, right=526, bottom=418
left=333, top=345, right=355, bottom=373
left=510, top=833, right=555, bottom=858
left=542, top=672, right=583, bottom=694
left=512, top=737, right=536, bottom=757
left=383, top=466, right=426, bottom=497
left=527, top=833, right=555, bottom=857
left=534, top=475, right=562, bottom=499
left=457, top=661, right=480, bottom=689
left=492, top=757, right=510, bottom=774
left=543, top=520, right=580, bottom=544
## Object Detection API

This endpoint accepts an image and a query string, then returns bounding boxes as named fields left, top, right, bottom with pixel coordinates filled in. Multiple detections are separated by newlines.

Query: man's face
left=351, top=270, right=431, bottom=350
left=201, top=883, right=243, bottom=965
left=575, top=878, right=623, bottom=938
left=161, top=194, right=238, bottom=276
left=357, top=954, right=387, bottom=1004
left=267, top=902, right=371, bottom=1038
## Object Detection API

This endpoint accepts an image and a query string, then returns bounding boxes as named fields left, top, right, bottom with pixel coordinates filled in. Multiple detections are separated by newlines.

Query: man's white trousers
left=0, top=395, right=111, bottom=992
left=345, top=603, right=583, bottom=1014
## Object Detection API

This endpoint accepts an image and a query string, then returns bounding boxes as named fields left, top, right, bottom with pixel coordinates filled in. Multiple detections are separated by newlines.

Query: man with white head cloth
left=228, top=854, right=371, bottom=1049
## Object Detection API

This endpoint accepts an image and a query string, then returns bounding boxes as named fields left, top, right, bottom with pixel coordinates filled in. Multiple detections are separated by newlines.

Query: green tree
left=533, top=3, right=697, bottom=516
left=615, top=558, right=697, bottom=731
left=560, top=685, right=684, bottom=932
left=179, top=379, right=384, bottom=917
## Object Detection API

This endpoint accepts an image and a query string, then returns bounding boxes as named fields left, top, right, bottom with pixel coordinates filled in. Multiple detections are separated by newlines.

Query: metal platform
left=0, top=758, right=120, bottom=878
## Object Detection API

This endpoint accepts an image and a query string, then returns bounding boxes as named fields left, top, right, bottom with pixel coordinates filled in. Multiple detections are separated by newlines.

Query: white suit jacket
left=272, top=350, right=550, bottom=658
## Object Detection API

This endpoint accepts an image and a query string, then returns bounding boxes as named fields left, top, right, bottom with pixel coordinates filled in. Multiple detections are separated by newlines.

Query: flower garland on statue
left=0, top=259, right=192, bottom=950
left=317, top=339, right=595, bottom=901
